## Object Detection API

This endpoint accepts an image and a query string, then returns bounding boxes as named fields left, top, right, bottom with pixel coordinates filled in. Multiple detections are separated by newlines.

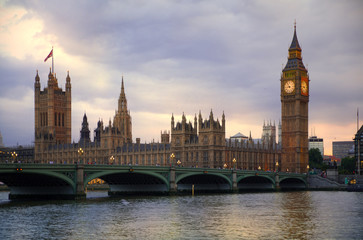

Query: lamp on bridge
left=258, top=165, right=261, bottom=171
left=110, top=155, right=115, bottom=165
left=78, top=148, right=84, bottom=164
left=232, top=158, right=236, bottom=170
left=223, top=163, right=227, bottom=169
left=170, top=153, right=175, bottom=167
left=307, top=164, right=310, bottom=175
left=11, top=151, right=18, bottom=163
left=177, top=160, right=181, bottom=167
left=275, top=161, right=279, bottom=172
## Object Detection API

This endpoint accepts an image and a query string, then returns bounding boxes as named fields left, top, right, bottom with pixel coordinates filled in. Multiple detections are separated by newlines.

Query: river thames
left=0, top=191, right=362, bottom=239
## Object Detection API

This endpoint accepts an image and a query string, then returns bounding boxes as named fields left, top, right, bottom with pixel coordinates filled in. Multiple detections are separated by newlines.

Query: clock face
left=284, top=80, right=295, bottom=94
left=301, top=80, right=308, bottom=95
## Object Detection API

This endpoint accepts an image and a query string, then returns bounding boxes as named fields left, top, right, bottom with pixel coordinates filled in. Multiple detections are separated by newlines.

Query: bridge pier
left=75, top=164, right=86, bottom=200
left=232, top=170, right=238, bottom=193
left=275, top=174, right=280, bottom=191
left=169, top=167, right=177, bottom=195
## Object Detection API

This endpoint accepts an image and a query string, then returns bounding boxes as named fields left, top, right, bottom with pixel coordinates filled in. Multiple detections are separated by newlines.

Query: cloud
left=0, top=0, right=362, bottom=156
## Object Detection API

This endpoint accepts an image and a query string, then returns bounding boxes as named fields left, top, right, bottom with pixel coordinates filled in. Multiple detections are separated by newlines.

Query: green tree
left=340, top=156, right=356, bottom=174
left=309, top=148, right=323, bottom=169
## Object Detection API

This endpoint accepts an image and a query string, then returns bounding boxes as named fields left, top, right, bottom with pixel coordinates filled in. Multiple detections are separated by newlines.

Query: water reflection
left=0, top=191, right=362, bottom=239
left=279, top=192, right=313, bottom=239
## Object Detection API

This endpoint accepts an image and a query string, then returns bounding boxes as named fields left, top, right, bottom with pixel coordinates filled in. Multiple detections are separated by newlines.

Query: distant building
left=0, top=145, right=34, bottom=163
left=354, top=125, right=363, bottom=172
left=332, top=141, right=355, bottom=159
left=230, top=132, right=248, bottom=143
left=323, top=155, right=341, bottom=167
left=261, top=120, right=276, bottom=144
left=309, top=136, right=324, bottom=155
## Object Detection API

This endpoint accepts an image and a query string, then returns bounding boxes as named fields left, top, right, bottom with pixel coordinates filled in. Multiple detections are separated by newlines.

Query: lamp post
left=275, top=161, right=279, bottom=172
left=170, top=153, right=175, bottom=167
left=110, top=155, right=115, bottom=165
left=307, top=164, right=310, bottom=175
left=78, top=148, right=84, bottom=164
left=258, top=165, right=261, bottom=171
left=11, top=151, right=18, bottom=163
left=177, top=160, right=181, bottom=167
left=223, top=163, right=227, bottom=169
left=233, top=158, right=237, bottom=170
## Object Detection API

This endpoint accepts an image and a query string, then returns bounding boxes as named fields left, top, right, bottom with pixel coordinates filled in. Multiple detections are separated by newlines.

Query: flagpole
left=52, top=46, right=54, bottom=74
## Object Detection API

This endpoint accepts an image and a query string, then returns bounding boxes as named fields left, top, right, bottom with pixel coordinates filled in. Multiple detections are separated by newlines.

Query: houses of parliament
left=33, top=26, right=309, bottom=173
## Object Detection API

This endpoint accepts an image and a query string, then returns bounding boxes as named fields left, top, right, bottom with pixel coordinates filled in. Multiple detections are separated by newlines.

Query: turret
left=34, top=70, right=40, bottom=90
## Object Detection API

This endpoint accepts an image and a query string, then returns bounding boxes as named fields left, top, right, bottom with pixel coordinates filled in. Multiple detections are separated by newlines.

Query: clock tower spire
left=280, top=23, right=309, bottom=173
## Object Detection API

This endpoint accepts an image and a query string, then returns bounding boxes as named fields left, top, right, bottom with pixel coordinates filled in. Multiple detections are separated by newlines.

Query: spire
left=289, top=21, right=301, bottom=51
left=48, top=67, right=52, bottom=79
left=118, top=76, right=127, bottom=112
left=284, top=22, right=306, bottom=71
left=121, top=76, right=125, bottom=97
left=35, top=70, right=40, bottom=82
left=66, top=70, right=71, bottom=82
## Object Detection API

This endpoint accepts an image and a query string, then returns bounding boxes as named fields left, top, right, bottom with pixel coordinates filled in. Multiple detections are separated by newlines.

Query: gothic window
left=58, top=113, right=61, bottom=126
left=203, top=151, right=208, bottom=162
left=214, top=136, right=216, bottom=145
left=176, top=137, right=180, bottom=145
left=62, top=113, right=64, bottom=127
left=203, top=136, right=208, bottom=144
left=55, top=113, right=57, bottom=126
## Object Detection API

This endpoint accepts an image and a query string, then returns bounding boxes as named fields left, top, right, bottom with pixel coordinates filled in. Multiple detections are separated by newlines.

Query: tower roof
left=283, top=23, right=306, bottom=72
left=289, top=24, right=301, bottom=51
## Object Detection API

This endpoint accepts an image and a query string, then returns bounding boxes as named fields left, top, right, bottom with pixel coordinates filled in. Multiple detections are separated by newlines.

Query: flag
left=44, top=49, right=53, bottom=62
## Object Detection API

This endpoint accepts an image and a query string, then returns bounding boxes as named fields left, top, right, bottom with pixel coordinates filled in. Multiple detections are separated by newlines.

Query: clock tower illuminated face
left=280, top=24, right=309, bottom=173
left=284, top=80, right=295, bottom=94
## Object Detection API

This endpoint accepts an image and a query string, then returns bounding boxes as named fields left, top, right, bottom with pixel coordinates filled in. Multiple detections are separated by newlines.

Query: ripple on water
left=0, top=191, right=362, bottom=239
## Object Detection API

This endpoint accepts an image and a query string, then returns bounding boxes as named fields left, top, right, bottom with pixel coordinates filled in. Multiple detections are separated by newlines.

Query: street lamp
left=223, top=163, right=227, bottom=169
left=170, top=153, right=175, bottom=167
left=233, top=158, right=237, bottom=170
left=78, top=148, right=84, bottom=164
left=11, top=151, right=18, bottom=163
left=307, top=164, right=310, bottom=175
left=110, top=155, right=115, bottom=165
left=177, top=160, right=181, bottom=167
left=258, top=165, right=261, bottom=171
left=275, top=161, right=279, bottom=172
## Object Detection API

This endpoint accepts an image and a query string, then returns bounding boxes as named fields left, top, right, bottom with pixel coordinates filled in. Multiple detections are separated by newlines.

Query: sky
left=0, top=0, right=362, bottom=155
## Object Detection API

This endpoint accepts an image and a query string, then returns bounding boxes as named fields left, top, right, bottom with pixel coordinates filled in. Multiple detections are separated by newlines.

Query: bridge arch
left=85, top=170, right=170, bottom=195
left=0, top=169, right=77, bottom=199
left=176, top=172, right=232, bottom=193
left=237, top=175, right=275, bottom=191
left=85, top=170, right=169, bottom=188
left=0, top=169, right=76, bottom=190
left=279, top=177, right=307, bottom=190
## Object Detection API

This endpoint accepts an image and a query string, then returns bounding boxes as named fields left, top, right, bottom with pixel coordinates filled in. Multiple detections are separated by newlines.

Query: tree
left=340, top=156, right=356, bottom=174
left=309, top=148, right=323, bottom=169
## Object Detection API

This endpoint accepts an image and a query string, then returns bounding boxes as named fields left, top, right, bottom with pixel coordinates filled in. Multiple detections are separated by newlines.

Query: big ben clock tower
left=281, top=23, right=309, bottom=173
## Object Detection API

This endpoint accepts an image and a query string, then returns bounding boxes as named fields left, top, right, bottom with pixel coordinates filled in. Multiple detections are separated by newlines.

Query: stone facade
left=34, top=69, right=71, bottom=162
left=32, top=27, right=311, bottom=172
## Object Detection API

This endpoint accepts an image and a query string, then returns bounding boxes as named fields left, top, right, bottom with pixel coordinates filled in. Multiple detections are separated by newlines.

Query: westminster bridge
left=0, top=164, right=307, bottom=200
